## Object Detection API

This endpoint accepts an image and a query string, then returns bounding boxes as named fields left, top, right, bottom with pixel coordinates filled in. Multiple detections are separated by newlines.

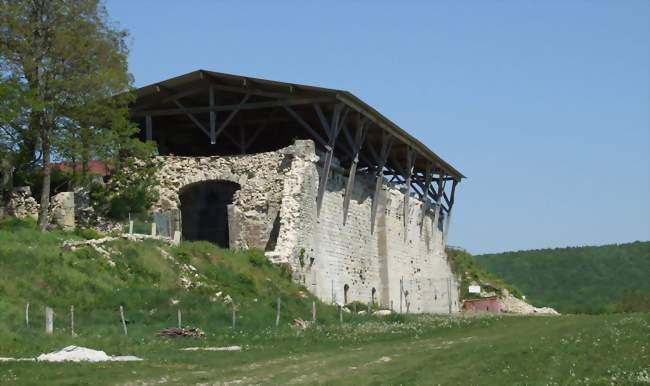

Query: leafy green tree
left=0, top=0, right=149, bottom=229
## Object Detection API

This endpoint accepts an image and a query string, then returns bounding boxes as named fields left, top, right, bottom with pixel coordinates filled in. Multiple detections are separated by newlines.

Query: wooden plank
left=342, top=118, right=367, bottom=225
left=403, top=148, right=416, bottom=235
left=316, top=104, right=345, bottom=216
left=370, top=133, right=393, bottom=233
left=213, top=94, right=251, bottom=141
left=419, top=164, right=433, bottom=235
left=442, top=179, right=458, bottom=245
left=133, top=96, right=335, bottom=117
left=432, top=174, right=446, bottom=241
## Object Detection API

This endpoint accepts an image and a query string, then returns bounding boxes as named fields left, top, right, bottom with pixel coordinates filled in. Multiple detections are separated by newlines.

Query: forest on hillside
left=476, top=241, right=650, bottom=313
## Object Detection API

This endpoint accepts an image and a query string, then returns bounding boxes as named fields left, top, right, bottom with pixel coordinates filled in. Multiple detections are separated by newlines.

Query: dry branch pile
left=155, top=327, right=206, bottom=338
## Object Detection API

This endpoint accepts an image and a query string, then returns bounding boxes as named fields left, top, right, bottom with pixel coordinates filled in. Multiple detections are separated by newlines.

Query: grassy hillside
left=0, top=218, right=346, bottom=350
left=476, top=241, right=650, bottom=313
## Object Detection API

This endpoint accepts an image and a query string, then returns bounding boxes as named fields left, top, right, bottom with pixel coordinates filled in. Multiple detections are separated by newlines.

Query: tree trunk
left=38, top=126, right=51, bottom=231
left=0, top=158, right=13, bottom=205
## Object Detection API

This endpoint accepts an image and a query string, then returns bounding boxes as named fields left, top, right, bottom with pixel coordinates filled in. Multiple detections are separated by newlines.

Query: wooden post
left=403, top=147, right=416, bottom=237
left=419, top=165, right=433, bottom=235
left=25, top=303, right=29, bottom=327
left=432, top=174, right=445, bottom=243
left=45, top=306, right=53, bottom=334
left=119, top=305, right=128, bottom=336
left=177, top=308, right=182, bottom=328
left=315, top=103, right=345, bottom=216
left=128, top=212, right=133, bottom=235
left=231, top=304, right=236, bottom=329
left=151, top=222, right=157, bottom=236
left=275, top=297, right=281, bottom=327
left=312, top=301, right=316, bottom=323
left=339, top=305, right=343, bottom=323
left=70, top=305, right=75, bottom=336
left=370, top=133, right=393, bottom=233
left=342, top=117, right=367, bottom=225
left=353, top=303, right=357, bottom=315
left=443, top=180, right=458, bottom=246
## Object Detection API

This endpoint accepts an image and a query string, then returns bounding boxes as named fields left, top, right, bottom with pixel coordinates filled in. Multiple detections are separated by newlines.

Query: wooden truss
left=133, top=71, right=462, bottom=240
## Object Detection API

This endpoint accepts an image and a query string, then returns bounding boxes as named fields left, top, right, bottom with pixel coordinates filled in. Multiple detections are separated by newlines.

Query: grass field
left=1, top=220, right=648, bottom=385
left=0, top=313, right=648, bottom=385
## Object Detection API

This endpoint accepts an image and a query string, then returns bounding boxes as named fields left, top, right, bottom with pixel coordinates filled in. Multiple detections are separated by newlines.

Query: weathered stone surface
left=49, top=191, right=75, bottom=230
left=6, top=186, right=39, bottom=220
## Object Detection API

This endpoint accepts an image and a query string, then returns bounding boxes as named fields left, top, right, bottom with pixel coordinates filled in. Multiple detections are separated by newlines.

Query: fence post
left=119, top=305, right=128, bottom=336
left=338, top=305, right=343, bottom=323
left=151, top=222, right=157, bottom=236
left=231, top=303, right=236, bottom=329
left=25, top=303, right=29, bottom=327
left=177, top=308, right=182, bottom=328
left=275, top=297, right=281, bottom=327
left=70, top=305, right=75, bottom=336
left=45, top=306, right=53, bottom=334
left=353, top=303, right=356, bottom=315
left=128, top=212, right=133, bottom=235
left=312, top=301, right=316, bottom=323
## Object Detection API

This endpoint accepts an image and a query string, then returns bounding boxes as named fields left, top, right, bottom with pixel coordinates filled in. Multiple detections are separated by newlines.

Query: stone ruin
left=150, top=140, right=460, bottom=313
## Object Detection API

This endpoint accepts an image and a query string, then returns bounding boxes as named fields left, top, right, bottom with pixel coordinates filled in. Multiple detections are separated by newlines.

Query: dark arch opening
left=371, top=287, right=376, bottom=305
left=179, top=180, right=240, bottom=247
left=344, top=284, right=350, bottom=304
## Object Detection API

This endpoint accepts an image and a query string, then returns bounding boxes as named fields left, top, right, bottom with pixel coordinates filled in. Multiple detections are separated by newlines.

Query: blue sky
left=106, top=1, right=649, bottom=254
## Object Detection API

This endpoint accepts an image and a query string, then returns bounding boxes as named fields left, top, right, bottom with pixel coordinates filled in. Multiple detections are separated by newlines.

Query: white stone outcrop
left=6, top=186, right=39, bottom=220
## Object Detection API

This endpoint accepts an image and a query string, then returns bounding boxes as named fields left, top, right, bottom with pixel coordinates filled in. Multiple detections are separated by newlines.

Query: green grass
left=1, top=220, right=648, bottom=385
left=0, top=218, right=347, bottom=349
left=476, top=241, right=650, bottom=313
left=0, top=313, right=648, bottom=385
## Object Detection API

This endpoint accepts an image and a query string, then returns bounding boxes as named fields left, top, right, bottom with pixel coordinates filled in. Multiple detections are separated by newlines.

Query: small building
left=463, top=297, right=501, bottom=313
left=129, top=70, right=465, bottom=313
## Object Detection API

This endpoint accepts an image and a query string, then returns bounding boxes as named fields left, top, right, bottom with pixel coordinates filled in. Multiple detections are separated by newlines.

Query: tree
left=0, top=0, right=143, bottom=230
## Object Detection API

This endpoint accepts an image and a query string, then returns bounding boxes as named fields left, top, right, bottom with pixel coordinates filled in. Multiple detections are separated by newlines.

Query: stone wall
left=152, top=149, right=292, bottom=250
left=152, top=140, right=460, bottom=313
left=268, top=140, right=459, bottom=313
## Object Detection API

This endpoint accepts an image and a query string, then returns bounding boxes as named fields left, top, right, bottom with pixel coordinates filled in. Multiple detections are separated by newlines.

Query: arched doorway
left=179, top=180, right=240, bottom=247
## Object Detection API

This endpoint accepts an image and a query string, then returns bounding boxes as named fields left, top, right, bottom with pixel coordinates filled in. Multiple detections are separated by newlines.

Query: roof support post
left=419, top=164, right=433, bottom=235
left=403, top=147, right=416, bottom=236
left=145, top=115, right=152, bottom=142
left=442, top=179, right=458, bottom=246
left=432, top=173, right=446, bottom=245
left=370, top=133, right=393, bottom=234
left=342, top=116, right=367, bottom=225
left=209, top=86, right=216, bottom=144
left=316, top=103, right=346, bottom=216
